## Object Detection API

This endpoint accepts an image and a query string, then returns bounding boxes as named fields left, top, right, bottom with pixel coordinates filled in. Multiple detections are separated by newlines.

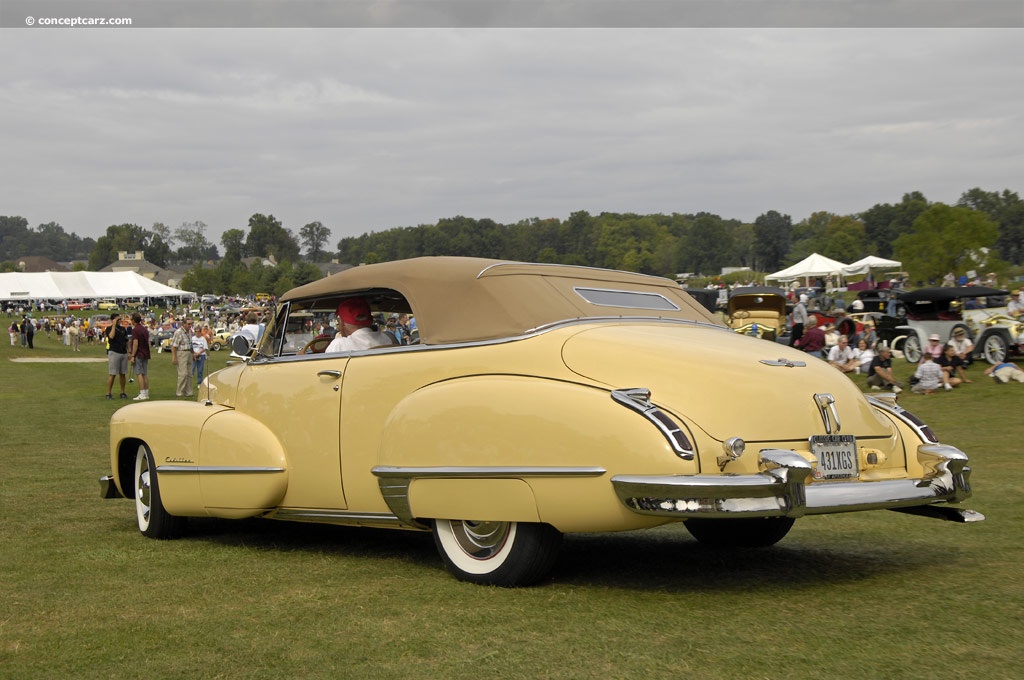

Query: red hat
left=336, top=297, right=372, bottom=326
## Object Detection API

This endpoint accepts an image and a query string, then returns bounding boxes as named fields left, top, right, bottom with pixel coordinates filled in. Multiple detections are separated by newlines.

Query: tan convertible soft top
left=281, top=257, right=718, bottom=344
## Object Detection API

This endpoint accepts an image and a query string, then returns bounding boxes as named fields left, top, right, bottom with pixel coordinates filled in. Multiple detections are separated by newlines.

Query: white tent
left=764, top=253, right=848, bottom=283
left=841, top=255, right=902, bottom=276
left=0, top=271, right=193, bottom=301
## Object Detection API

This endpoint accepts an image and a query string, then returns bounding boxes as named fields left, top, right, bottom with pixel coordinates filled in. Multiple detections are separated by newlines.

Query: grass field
left=2, top=326, right=1022, bottom=679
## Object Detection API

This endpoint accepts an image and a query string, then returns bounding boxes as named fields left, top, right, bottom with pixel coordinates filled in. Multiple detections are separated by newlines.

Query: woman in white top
left=854, top=338, right=875, bottom=375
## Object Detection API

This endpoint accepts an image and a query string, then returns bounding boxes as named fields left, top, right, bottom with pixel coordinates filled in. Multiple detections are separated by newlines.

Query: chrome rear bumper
left=612, top=445, right=983, bottom=523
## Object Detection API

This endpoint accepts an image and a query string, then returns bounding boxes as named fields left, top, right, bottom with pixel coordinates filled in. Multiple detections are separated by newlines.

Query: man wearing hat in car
left=325, top=297, right=395, bottom=353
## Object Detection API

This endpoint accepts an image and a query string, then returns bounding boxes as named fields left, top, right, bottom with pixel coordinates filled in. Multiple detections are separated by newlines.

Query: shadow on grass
left=157, top=516, right=965, bottom=591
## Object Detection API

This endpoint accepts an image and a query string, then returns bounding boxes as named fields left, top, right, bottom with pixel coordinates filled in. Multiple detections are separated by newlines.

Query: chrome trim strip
left=867, top=395, right=936, bottom=443
left=372, top=465, right=606, bottom=479
left=759, top=358, right=807, bottom=367
left=610, top=388, right=695, bottom=459
left=475, top=260, right=673, bottom=283
left=156, top=466, right=286, bottom=474
left=371, top=465, right=606, bottom=525
left=267, top=508, right=420, bottom=530
left=611, top=445, right=980, bottom=521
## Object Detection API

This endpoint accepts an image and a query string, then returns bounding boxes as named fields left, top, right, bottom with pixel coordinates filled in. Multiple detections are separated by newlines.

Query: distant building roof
left=15, top=256, right=69, bottom=273
left=98, top=251, right=183, bottom=287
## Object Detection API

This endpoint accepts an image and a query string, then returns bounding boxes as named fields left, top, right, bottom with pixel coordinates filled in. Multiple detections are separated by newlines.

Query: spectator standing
left=69, top=320, right=81, bottom=351
left=790, top=294, right=809, bottom=347
left=397, top=314, right=413, bottom=344
left=238, top=312, right=264, bottom=346
left=23, top=316, right=34, bottom=349
left=129, top=312, right=151, bottom=401
left=170, top=318, right=195, bottom=398
left=8, top=320, right=17, bottom=345
left=192, top=324, right=209, bottom=387
left=104, top=313, right=130, bottom=399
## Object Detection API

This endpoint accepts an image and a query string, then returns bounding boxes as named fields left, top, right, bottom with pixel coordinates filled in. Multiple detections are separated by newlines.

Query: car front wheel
left=433, top=519, right=562, bottom=586
left=684, top=517, right=795, bottom=547
left=982, top=333, right=1008, bottom=364
left=134, top=443, right=186, bottom=539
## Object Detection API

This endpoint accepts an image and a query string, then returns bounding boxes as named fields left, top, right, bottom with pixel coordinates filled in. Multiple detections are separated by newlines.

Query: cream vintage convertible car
left=101, top=257, right=982, bottom=586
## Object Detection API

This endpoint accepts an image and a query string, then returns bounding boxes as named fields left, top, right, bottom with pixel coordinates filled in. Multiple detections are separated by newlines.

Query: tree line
left=3, top=186, right=1021, bottom=291
left=335, top=187, right=1023, bottom=283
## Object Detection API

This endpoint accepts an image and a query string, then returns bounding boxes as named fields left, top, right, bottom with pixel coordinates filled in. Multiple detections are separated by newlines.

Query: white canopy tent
left=0, top=271, right=193, bottom=301
left=764, top=253, right=848, bottom=284
left=841, top=255, right=903, bottom=276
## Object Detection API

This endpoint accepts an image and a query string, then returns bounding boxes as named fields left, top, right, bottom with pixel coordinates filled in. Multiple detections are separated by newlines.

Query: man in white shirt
left=237, top=312, right=264, bottom=345
left=827, top=335, right=859, bottom=373
left=325, top=297, right=394, bottom=353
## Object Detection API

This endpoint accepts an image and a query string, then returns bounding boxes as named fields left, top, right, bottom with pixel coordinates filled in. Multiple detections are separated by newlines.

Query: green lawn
left=2, top=327, right=1022, bottom=679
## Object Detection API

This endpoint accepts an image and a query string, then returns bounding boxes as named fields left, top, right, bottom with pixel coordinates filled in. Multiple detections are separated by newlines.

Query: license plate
left=810, top=434, right=858, bottom=480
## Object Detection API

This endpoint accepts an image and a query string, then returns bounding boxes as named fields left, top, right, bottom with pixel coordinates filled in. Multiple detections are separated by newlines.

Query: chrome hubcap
left=137, top=458, right=151, bottom=523
left=450, top=520, right=510, bottom=560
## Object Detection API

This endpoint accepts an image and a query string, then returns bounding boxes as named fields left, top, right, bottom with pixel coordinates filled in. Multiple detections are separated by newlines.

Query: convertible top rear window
left=574, top=287, right=680, bottom=311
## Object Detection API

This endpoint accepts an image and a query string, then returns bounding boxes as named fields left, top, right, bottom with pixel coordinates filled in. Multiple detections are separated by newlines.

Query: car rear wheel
left=134, top=443, right=185, bottom=539
left=684, top=517, right=795, bottom=547
left=903, top=334, right=922, bottom=363
left=211, top=341, right=222, bottom=351
left=433, top=519, right=562, bottom=586
left=982, top=333, right=1008, bottom=364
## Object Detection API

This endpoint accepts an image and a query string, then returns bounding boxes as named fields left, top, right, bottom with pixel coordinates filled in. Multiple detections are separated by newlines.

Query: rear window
left=573, top=287, right=680, bottom=311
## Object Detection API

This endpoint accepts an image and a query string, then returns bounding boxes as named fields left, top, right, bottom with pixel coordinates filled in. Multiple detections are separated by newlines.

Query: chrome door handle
left=317, top=370, right=342, bottom=379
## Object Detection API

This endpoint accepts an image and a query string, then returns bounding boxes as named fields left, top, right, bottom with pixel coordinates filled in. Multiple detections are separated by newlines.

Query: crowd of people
left=788, top=286, right=1024, bottom=395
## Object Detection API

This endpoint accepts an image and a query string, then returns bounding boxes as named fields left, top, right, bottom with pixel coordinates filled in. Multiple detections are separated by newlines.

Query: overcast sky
left=2, top=23, right=1022, bottom=250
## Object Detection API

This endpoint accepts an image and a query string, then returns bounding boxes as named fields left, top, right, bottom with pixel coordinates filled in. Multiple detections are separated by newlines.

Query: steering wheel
left=301, top=336, right=333, bottom=355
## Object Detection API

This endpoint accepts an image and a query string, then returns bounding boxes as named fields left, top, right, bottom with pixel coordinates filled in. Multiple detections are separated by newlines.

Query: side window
left=268, top=299, right=339, bottom=357
left=271, top=290, right=416, bottom=355
left=263, top=304, right=289, bottom=357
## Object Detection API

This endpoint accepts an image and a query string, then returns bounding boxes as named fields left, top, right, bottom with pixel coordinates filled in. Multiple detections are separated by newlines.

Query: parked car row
left=722, top=284, right=1021, bottom=364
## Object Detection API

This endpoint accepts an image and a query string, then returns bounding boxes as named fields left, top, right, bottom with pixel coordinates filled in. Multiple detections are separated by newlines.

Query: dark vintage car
left=854, top=288, right=907, bottom=315
left=101, top=257, right=983, bottom=586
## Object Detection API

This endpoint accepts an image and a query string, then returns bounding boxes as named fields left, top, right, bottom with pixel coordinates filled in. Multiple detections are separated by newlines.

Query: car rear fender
left=375, top=375, right=695, bottom=532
